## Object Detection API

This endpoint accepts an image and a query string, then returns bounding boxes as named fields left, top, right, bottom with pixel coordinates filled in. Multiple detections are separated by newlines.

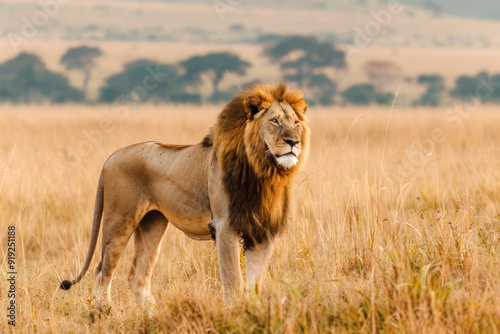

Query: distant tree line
left=0, top=53, right=83, bottom=103
left=1, top=37, right=500, bottom=107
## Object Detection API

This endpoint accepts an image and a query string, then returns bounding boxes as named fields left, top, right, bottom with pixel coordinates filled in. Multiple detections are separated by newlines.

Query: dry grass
left=1, top=104, right=500, bottom=333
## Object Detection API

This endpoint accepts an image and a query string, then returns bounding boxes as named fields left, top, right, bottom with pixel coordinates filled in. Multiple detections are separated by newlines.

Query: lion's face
left=258, top=101, right=306, bottom=169
left=243, top=100, right=308, bottom=171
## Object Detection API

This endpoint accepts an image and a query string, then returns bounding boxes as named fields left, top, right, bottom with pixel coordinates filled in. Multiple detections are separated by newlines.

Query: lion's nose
left=284, top=139, right=300, bottom=147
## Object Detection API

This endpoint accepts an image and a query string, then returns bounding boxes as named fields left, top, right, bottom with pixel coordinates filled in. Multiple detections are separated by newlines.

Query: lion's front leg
left=245, top=238, right=275, bottom=294
left=215, top=223, right=243, bottom=297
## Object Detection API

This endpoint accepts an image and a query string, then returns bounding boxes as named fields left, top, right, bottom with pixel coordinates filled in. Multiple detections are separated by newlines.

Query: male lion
left=60, top=82, right=310, bottom=306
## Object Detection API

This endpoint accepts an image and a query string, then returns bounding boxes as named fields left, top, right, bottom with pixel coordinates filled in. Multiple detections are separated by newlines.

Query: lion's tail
left=60, top=169, right=104, bottom=290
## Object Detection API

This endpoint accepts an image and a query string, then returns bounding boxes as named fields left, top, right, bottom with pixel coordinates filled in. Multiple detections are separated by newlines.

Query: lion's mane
left=211, top=82, right=310, bottom=249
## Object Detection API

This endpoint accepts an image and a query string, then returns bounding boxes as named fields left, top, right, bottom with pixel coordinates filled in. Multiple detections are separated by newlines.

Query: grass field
left=1, top=104, right=500, bottom=332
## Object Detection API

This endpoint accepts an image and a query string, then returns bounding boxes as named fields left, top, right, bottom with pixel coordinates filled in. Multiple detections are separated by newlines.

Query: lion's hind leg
left=93, top=212, right=137, bottom=303
left=128, top=210, right=169, bottom=307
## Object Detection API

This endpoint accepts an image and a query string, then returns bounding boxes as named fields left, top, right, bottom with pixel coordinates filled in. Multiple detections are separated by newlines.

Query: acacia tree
left=342, top=83, right=393, bottom=105
left=180, top=52, right=251, bottom=97
left=60, top=46, right=102, bottom=99
left=0, top=52, right=83, bottom=103
left=264, top=36, right=345, bottom=104
left=417, top=74, right=445, bottom=106
left=99, top=59, right=199, bottom=103
left=264, top=36, right=345, bottom=86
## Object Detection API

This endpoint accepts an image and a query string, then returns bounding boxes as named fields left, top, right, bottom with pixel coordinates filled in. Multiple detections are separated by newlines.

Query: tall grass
left=0, top=104, right=499, bottom=333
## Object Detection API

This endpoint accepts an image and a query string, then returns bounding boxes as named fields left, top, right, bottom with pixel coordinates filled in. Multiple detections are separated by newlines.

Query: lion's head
left=243, top=83, right=309, bottom=172
left=211, top=82, right=310, bottom=249
left=213, top=82, right=310, bottom=179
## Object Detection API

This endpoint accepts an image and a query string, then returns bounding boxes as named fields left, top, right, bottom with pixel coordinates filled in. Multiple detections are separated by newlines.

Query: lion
left=60, top=82, right=310, bottom=306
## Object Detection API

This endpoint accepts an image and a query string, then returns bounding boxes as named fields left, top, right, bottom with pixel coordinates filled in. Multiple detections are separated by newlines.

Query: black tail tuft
left=60, top=280, right=73, bottom=290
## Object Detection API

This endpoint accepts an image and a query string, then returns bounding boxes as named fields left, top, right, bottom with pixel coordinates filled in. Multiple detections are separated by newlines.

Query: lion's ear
left=244, top=96, right=270, bottom=119
left=292, top=99, right=308, bottom=114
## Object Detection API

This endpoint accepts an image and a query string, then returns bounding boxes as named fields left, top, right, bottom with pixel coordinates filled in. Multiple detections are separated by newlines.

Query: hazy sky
left=403, top=0, right=500, bottom=19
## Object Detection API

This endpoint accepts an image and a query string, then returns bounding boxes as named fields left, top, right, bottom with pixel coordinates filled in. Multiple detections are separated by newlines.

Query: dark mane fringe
left=222, top=146, right=291, bottom=250
left=212, top=82, right=308, bottom=250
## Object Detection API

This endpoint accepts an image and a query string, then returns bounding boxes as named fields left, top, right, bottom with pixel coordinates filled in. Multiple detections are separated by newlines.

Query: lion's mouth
left=275, top=152, right=296, bottom=158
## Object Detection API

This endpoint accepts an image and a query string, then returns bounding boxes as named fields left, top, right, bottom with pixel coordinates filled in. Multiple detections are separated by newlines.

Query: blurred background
left=1, top=0, right=500, bottom=107
left=4, top=2, right=500, bottom=332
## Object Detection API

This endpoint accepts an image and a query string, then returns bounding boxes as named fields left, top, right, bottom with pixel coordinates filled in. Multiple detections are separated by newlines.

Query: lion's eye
left=294, top=120, right=300, bottom=126
left=271, top=119, right=279, bottom=125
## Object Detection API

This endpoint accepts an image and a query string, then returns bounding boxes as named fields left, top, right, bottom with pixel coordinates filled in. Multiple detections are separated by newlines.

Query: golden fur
left=61, top=82, right=310, bottom=305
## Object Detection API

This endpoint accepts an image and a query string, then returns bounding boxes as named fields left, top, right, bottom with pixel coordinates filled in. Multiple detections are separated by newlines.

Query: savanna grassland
left=1, top=104, right=500, bottom=333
